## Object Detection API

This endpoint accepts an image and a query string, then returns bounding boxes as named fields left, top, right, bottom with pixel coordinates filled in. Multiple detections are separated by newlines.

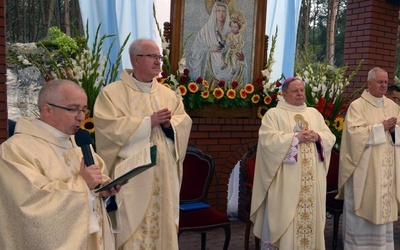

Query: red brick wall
left=187, top=116, right=260, bottom=213
left=0, top=0, right=6, bottom=143
left=344, top=0, right=400, bottom=87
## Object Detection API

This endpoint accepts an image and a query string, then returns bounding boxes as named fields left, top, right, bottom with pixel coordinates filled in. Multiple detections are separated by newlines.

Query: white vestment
left=250, top=100, right=336, bottom=249
left=0, top=117, right=115, bottom=250
left=94, top=69, right=192, bottom=249
left=339, top=90, right=400, bottom=249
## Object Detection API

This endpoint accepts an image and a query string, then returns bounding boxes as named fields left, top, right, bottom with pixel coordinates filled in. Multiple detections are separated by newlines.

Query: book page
left=114, top=145, right=152, bottom=178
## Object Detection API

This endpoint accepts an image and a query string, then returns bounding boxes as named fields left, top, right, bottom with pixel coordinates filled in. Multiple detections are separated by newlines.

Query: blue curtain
left=266, top=0, right=302, bottom=80
left=78, top=0, right=155, bottom=71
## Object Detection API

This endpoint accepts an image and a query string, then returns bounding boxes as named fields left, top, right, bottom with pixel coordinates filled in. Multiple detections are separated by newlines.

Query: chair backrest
left=327, top=147, right=340, bottom=192
left=240, top=144, right=257, bottom=187
left=180, top=145, right=215, bottom=203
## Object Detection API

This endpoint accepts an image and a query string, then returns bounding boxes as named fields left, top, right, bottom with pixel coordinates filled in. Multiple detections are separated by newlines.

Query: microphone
left=74, top=129, right=95, bottom=167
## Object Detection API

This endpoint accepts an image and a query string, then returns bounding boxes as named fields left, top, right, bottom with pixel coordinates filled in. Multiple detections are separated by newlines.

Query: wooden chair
left=178, top=146, right=231, bottom=250
left=240, top=144, right=260, bottom=250
left=326, top=147, right=343, bottom=250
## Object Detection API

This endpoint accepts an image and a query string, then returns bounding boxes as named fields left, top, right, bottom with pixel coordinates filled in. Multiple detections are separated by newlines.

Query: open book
left=96, top=145, right=157, bottom=192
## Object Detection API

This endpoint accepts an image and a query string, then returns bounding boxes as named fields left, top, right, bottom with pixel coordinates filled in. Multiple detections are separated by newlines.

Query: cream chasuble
left=94, top=69, right=192, bottom=249
left=250, top=101, right=336, bottom=249
left=339, top=90, right=400, bottom=224
left=0, top=117, right=115, bottom=250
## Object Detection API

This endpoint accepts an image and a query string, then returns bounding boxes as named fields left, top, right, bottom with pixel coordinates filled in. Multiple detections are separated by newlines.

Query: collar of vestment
left=277, top=100, right=307, bottom=112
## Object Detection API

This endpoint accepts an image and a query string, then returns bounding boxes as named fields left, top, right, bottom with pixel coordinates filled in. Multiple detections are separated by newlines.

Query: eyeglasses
left=47, top=103, right=90, bottom=116
left=136, top=54, right=165, bottom=61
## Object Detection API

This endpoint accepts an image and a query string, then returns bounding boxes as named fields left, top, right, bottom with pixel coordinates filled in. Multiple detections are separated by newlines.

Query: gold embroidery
left=381, top=142, right=394, bottom=223
left=296, top=143, right=315, bottom=249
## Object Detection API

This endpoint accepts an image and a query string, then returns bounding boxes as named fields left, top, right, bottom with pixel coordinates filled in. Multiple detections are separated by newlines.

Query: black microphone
left=74, top=129, right=95, bottom=167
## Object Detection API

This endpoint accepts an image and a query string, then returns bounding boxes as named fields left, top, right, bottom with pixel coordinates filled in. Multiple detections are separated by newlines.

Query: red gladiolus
left=161, top=71, right=168, bottom=78
left=275, top=81, right=282, bottom=87
left=184, top=69, right=190, bottom=75
left=271, top=94, right=277, bottom=100
left=259, top=86, right=264, bottom=92
left=232, top=81, right=239, bottom=88
left=256, top=77, right=263, bottom=84
left=219, top=80, right=225, bottom=87
left=196, top=77, right=203, bottom=83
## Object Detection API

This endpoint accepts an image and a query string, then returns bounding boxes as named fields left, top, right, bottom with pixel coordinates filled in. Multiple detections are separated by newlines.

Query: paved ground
left=179, top=215, right=400, bottom=249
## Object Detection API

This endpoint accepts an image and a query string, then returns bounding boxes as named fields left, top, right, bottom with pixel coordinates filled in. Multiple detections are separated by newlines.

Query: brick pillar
left=344, top=0, right=400, bottom=87
left=0, top=0, right=7, bottom=143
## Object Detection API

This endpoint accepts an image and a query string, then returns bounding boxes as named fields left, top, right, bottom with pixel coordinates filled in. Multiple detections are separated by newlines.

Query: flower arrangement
left=7, top=23, right=130, bottom=144
left=155, top=14, right=282, bottom=113
left=296, top=53, right=364, bottom=146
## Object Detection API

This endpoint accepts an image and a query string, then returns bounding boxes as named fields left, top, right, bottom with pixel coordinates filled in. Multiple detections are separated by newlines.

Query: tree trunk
left=326, top=0, right=339, bottom=65
left=46, top=0, right=56, bottom=37
left=64, top=0, right=70, bottom=35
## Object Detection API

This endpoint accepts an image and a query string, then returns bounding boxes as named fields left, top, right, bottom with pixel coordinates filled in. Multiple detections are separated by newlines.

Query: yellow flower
left=244, top=84, right=254, bottom=94
left=227, top=89, right=236, bottom=99
left=163, top=83, right=171, bottom=89
left=251, top=94, right=260, bottom=103
left=239, top=89, right=247, bottom=99
left=325, top=119, right=330, bottom=127
left=156, top=77, right=164, bottom=84
left=188, top=82, right=199, bottom=93
left=203, top=80, right=209, bottom=89
left=264, top=95, right=272, bottom=105
left=333, top=116, right=344, bottom=131
left=80, top=117, right=95, bottom=134
left=213, top=87, right=224, bottom=99
left=178, top=85, right=187, bottom=96
left=201, top=90, right=210, bottom=98
left=257, top=106, right=268, bottom=119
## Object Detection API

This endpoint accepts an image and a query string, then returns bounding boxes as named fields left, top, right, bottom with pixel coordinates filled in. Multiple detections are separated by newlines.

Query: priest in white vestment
left=338, top=67, right=400, bottom=249
left=94, top=38, right=192, bottom=249
left=250, top=76, right=336, bottom=249
left=0, top=80, right=119, bottom=250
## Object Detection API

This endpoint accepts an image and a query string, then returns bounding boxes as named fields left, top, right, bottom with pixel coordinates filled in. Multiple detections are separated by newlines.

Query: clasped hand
left=297, top=129, right=319, bottom=144
left=383, top=117, right=397, bottom=132
left=151, top=108, right=171, bottom=129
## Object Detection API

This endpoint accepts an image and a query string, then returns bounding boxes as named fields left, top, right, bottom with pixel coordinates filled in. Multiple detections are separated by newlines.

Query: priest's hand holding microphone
left=75, top=128, right=123, bottom=197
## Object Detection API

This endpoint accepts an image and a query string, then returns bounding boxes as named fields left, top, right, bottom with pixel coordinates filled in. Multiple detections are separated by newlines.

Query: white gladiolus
left=261, top=69, right=270, bottom=78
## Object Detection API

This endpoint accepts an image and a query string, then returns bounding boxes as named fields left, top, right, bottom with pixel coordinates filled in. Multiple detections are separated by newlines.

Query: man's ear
left=41, top=103, right=52, bottom=116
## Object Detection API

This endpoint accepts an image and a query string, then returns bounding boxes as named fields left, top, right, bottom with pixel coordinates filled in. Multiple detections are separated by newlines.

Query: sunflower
left=202, top=80, right=209, bottom=89
left=257, top=106, right=268, bottom=119
left=251, top=94, right=260, bottom=103
left=226, top=89, right=236, bottom=99
left=188, top=82, right=199, bottom=93
left=213, top=87, right=224, bottom=99
left=239, top=89, right=247, bottom=99
left=263, top=95, right=272, bottom=105
left=156, top=77, right=164, bottom=84
left=178, top=85, right=187, bottom=96
left=201, top=90, right=210, bottom=98
left=324, top=119, right=330, bottom=127
left=80, top=117, right=95, bottom=134
left=333, top=116, right=345, bottom=131
left=244, top=84, right=254, bottom=94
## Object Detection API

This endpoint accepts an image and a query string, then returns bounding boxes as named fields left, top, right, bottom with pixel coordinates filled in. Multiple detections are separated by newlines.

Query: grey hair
left=128, top=38, right=157, bottom=66
left=367, top=67, right=386, bottom=81
left=37, top=79, right=81, bottom=112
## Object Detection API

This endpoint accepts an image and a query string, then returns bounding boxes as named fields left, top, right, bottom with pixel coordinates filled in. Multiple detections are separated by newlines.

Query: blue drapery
left=266, top=0, right=302, bottom=81
left=78, top=0, right=155, bottom=71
